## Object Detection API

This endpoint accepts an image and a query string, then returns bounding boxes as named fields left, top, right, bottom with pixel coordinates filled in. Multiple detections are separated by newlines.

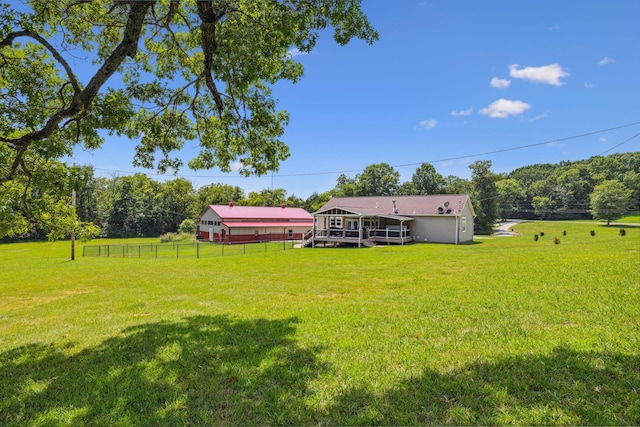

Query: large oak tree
left=0, top=0, right=377, bottom=238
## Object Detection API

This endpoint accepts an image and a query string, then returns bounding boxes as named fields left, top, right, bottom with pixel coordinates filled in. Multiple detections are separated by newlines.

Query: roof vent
left=281, top=203, right=286, bottom=209
left=229, top=201, right=234, bottom=207
left=392, top=199, right=398, bottom=214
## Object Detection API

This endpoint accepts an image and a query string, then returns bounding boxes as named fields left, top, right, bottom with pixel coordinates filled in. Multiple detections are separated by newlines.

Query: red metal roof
left=209, top=204, right=313, bottom=221
left=222, top=221, right=312, bottom=228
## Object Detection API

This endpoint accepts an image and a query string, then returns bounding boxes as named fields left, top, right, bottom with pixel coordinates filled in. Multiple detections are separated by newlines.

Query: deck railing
left=313, top=228, right=411, bottom=241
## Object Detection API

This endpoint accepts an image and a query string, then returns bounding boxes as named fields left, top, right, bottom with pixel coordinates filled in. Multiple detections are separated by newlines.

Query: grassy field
left=1, top=221, right=638, bottom=425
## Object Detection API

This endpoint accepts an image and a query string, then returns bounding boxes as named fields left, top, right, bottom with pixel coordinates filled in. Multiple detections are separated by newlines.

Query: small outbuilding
left=310, top=195, right=475, bottom=247
left=197, top=202, right=313, bottom=243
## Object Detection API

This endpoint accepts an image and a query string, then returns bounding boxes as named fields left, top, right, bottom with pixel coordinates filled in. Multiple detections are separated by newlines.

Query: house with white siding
left=309, top=195, right=475, bottom=247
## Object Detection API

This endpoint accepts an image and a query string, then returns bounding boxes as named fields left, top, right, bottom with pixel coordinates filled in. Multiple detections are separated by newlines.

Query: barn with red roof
left=197, top=202, right=313, bottom=243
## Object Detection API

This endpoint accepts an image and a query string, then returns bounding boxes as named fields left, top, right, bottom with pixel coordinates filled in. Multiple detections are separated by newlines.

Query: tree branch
left=197, top=0, right=225, bottom=115
left=0, top=1, right=154, bottom=183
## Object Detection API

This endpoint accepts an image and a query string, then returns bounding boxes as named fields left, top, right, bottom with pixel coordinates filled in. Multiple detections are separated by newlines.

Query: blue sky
left=69, top=0, right=640, bottom=198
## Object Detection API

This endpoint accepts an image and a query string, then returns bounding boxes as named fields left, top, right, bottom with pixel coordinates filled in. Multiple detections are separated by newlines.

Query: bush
left=562, top=230, right=567, bottom=236
left=179, top=219, right=196, bottom=234
left=553, top=237, right=561, bottom=245
left=590, top=230, right=596, bottom=237
left=540, top=231, right=545, bottom=236
left=159, top=232, right=193, bottom=243
left=619, top=228, right=626, bottom=237
left=533, top=234, right=539, bottom=241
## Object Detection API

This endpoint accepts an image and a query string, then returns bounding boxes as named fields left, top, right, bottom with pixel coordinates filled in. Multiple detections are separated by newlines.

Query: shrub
left=160, top=232, right=193, bottom=243
left=179, top=219, right=196, bottom=234
left=562, top=230, right=567, bottom=236
left=533, top=234, right=539, bottom=241
left=619, top=228, right=626, bottom=237
left=553, top=237, right=561, bottom=245
left=540, top=231, right=545, bottom=236
left=590, top=230, right=596, bottom=237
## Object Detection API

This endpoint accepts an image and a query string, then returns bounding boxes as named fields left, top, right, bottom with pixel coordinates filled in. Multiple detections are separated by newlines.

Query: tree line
left=1, top=152, right=637, bottom=241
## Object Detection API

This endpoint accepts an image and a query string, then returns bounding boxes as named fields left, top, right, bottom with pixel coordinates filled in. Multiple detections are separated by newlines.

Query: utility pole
left=71, top=189, right=76, bottom=261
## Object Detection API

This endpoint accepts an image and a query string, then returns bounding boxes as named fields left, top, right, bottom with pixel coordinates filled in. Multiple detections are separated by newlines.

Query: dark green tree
left=469, top=160, right=499, bottom=234
left=409, top=163, right=445, bottom=195
left=355, top=163, right=400, bottom=196
left=196, top=183, right=245, bottom=207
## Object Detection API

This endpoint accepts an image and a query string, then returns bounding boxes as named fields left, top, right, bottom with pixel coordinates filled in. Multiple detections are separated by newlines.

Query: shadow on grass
left=0, top=315, right=327, bottom=426
left=2, top=320, right=638, bottom=425
left=322, top=347, right=640, bottom=425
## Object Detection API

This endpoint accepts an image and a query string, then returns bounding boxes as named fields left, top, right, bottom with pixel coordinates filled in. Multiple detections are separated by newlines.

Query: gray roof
left=315, top=195, right=474, bottom=217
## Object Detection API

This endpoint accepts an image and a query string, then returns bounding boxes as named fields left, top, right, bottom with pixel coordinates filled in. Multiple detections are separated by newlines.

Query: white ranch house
left=308, top=195, right=475, bottom=247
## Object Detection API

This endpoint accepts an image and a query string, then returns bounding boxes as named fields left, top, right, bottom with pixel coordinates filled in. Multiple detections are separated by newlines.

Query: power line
left=89, top=120, right=640, bottom=180
left=599, top=132, right=640, bottom=156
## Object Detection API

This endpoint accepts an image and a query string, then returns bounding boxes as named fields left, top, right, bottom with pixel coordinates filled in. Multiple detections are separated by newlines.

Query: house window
left=330, top=217, right=342, bottom=228
left=288, top=229, right=293, bottom=237
left=461, top=217, right=467, bottom=232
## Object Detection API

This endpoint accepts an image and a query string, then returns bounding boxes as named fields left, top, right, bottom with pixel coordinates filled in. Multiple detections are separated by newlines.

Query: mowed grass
left=0, top=222, right=638, bottom=426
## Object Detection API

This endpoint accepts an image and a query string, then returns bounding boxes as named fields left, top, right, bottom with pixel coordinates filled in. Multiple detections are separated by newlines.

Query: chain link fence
left=82, top=239, right=300, bottom=259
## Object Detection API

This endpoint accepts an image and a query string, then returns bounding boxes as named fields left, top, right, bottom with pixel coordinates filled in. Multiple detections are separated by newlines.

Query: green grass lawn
left=1, top=221, right=638, bottom=425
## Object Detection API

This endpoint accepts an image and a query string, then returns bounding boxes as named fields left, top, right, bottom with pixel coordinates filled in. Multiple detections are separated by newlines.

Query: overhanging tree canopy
left=1, top=0, right=377, bottom=178
left=0, top=0, right=377, bottom=238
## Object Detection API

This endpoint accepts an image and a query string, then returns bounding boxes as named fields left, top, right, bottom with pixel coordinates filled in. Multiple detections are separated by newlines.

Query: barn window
left=288, top=229, right=293, bottom=237
left=461, top=217, right=467, bottom=232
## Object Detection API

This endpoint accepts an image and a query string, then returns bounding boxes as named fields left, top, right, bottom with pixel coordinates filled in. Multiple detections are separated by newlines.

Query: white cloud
left=598, top=56, right=615, bottom=65
left=599, top=137, right=608, bottom=143
left=230, top=161, right=245, bottom=172
left=288, top=48, right=308, bottom=58
left=529, top=112, right=548, bottom=122
left=480, top=98, right=531, bottom=119
left=419, top=119, right=437, bottom=129
left=451, top=108, right=473, bottom=117
left=490, top=77, right=511, bottom=88
left=441, top=160, right=453, bottom=167
left=584, top=82, right=594, bottom=89
left=509, top=63, right=569, bottom=86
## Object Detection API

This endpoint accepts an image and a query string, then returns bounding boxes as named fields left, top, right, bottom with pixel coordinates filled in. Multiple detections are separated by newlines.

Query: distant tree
left=531, top=196, right=556, bottom=220
left=159, top=178, right=198, bottom=232
left=495, top=178, right=525, bottom=220
left=398, top=181, right=418, bottom=196
left=410, top=163, right=445, bottom=195
left=333, top=174, right=359, bottom=197
left=196, top=183, right=245, bottom=207
left=106, top=174, right=162, bottom=237
left=246, top=188, right=287, bottom=206
left=442, top=175, right=471, bottom=195
left=589, top=180, right=633, bottom=225
left=355, top=163, right=400, bottom=196
left=285, top=194, right=305, bottom=208
left=304, top=191, right=332, bottom=213
left=469, top=160, right=499, bottom=234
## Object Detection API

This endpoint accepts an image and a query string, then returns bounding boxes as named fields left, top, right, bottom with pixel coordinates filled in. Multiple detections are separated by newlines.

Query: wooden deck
left=306, top=228, right=412, bottom=247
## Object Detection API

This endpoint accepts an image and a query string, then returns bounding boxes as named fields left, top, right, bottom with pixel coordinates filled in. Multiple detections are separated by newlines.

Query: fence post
left=176, top=245, right=179, bottom=258
left=122, top=245, right=125, bottom=258
left=197, top=243, right=199, bottom=259
left=156, top=246, right=158, bottom=259
left=221, top=244, right=224, bottom=257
